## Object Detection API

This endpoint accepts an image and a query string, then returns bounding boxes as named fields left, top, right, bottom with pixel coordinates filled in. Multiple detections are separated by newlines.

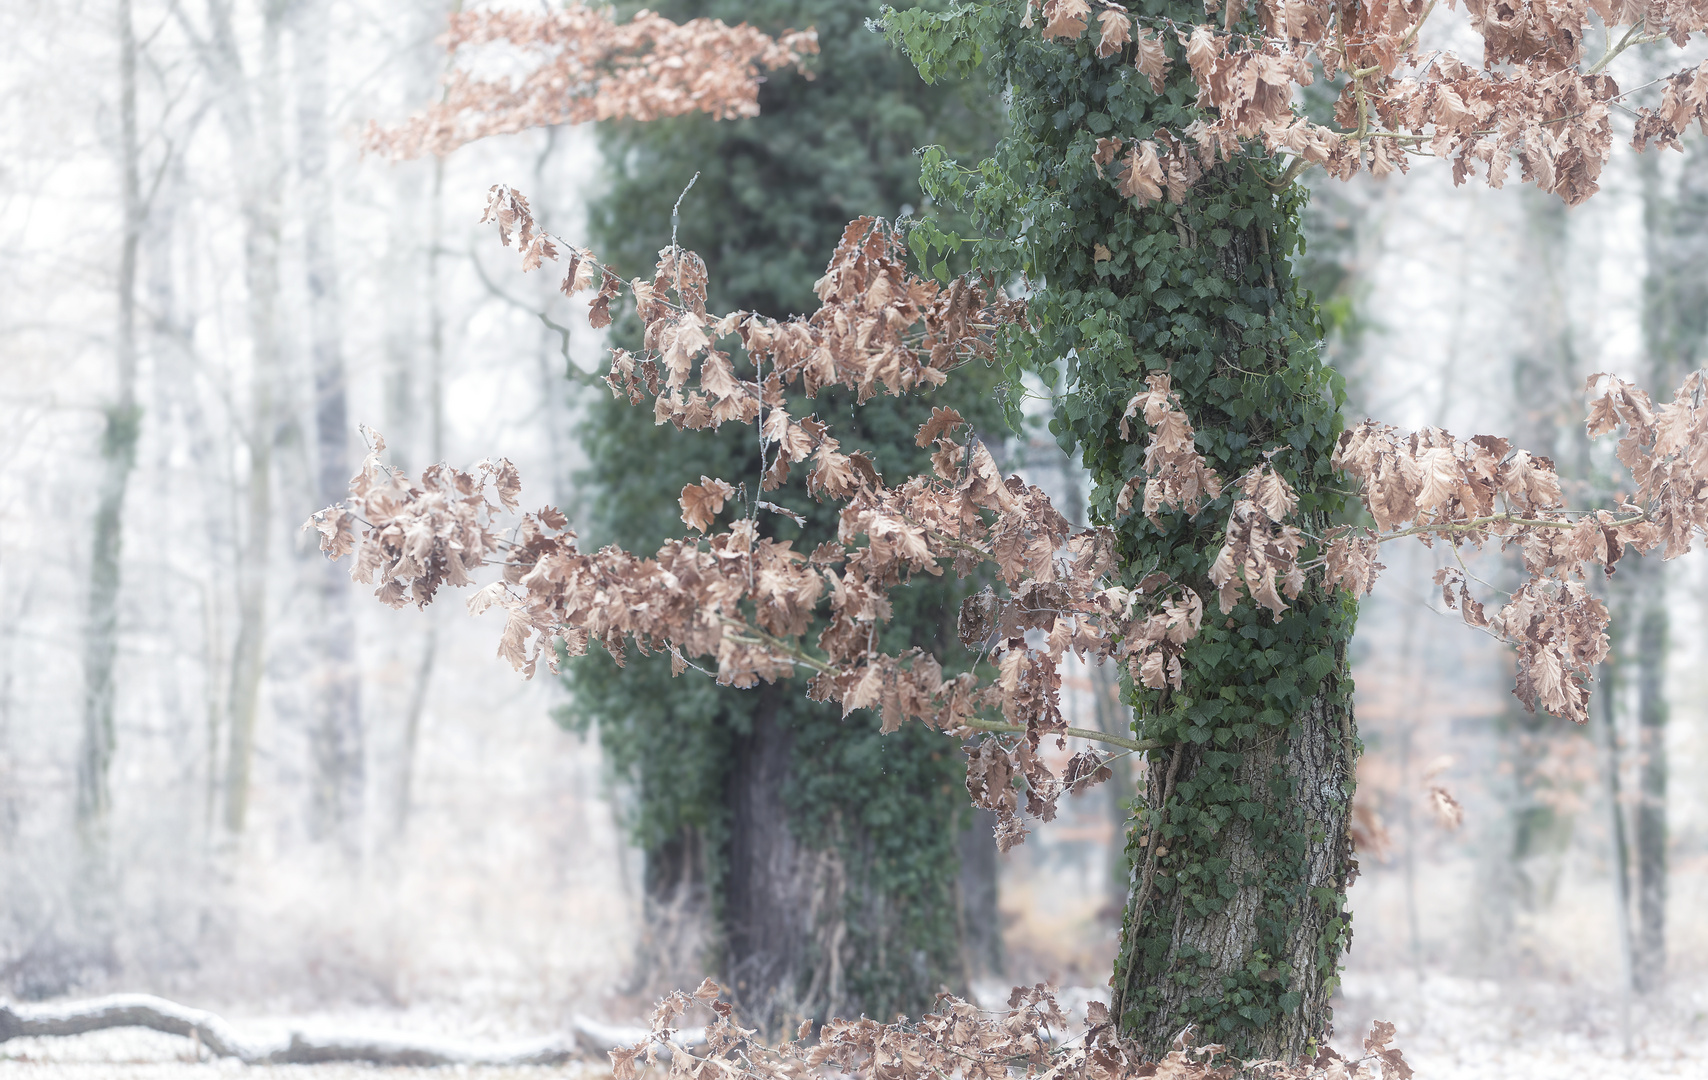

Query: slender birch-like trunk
left=197, top=0, right=287, bottom=835
left=390, top=154, right=447, bottom=839
left=1624, top=134, right=1708, bottom=990
left=293, top=0, right=363, bottom=852
left=77, top=0, right=145, bottom=852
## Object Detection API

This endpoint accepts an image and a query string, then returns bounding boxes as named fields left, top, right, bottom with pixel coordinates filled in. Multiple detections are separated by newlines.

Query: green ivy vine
left=885, top=0, right=1361, bottom=1057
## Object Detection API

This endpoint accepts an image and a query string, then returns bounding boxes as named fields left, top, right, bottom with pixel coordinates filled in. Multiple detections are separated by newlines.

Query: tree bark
left=1623, top=131, right=1708, bottom=991
left=1111, top=697, right=1353, bottom=1058
left=76, top=0, right=145, bottom=852
left=1101, top=181, right=1354, bottom=1068
left=1481, top=189, right=1585, bottom=954
left=721, top=687, right=828, bottom=1029
left=1629, top=563, right=1666, bottom=991
left=293, top=0, right=364, bottom=852
left=956, top=809, right=1001, bottom=980
left=929, top=13, right=1359, bottom=1060
left=192, top=0, right=287, bottom=836
left=578, top=0, right=1001, bottom=1032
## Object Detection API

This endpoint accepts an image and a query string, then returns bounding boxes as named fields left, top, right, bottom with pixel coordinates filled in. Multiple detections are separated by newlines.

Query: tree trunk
left=1628, top=561, right=1666, bottom=991
left=1622, top=129, right=1708, bottom=991
left=293, top=0, right=364, bottom=852
left=956, top=809, right=1001, bottom=980
left=77, top=0, right=144, bottom=852
left=389, top=151, right=446, bottom=840
left=721, top=688, right=826, bottom=1028
left=198, top=0, right=286, bottom=836
left=1481, top=189, right=1584, bottom=953
left=944, top=13, right=1358, bottom=1060
left=386, top=0, right=448, bottom=826
left=576, top=0, right=1002, bottom=1033
left=1095, top=140, right=1354, bottom=1072
left=1111, top=702, right=1353, bottom=1058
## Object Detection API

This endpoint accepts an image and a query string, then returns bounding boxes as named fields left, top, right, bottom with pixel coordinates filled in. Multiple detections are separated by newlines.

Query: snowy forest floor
left=1, top=972, right=1703, bottom=1079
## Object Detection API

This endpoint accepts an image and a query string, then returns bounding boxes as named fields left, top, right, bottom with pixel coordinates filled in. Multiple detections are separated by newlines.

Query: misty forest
left=1, top=0, right=1706, bottom=1077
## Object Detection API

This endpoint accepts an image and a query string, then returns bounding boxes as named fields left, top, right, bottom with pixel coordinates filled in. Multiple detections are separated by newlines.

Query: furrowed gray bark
left=1117, top=697, right=1354, bottom=1059
left=721, top=689, right=826, bottom=1029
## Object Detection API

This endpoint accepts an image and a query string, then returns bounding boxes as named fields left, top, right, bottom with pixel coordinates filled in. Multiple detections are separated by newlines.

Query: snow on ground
left=0, top=1024, right=610, bottom=1079
left=1331, top=970, right=1708, bottom=1078
left=6, top=970, right=1704, bottom=1080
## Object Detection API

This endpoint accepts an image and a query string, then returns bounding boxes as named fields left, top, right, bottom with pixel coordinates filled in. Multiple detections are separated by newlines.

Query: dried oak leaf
left=1041, top=0, right=1091, bottom=40
left=915, top=405, right=967, bottom=447
left=1428, top=786, right=1464, bottom=831
left=1135, top=28, right=1170, bottom=93
left=1095, top=8, right=1131, bottom=57
left=680, top=476, right=736, bottom=532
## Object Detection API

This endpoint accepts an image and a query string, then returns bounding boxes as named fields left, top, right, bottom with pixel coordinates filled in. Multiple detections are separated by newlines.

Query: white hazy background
left=1, top=1, right=1705, bottom=1077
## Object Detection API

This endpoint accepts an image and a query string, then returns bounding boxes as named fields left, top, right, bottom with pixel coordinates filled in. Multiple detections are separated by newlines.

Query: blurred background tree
left=560, top=0, right=1008, bottom=1032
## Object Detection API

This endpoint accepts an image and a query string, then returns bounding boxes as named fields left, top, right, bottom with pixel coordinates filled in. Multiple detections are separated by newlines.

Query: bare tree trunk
left=955, top=809, right=1001, bottom=980
left=1594, top=660, right=1637, bottom=1052
left=391, top=615, right=436, bottom=837
left=195, top=0, right=287, bottom=836
left=1628, top=564, right=1667, bottom=991
left=390, top=152, right=447, bottom=839
left=293, top=0, right=363, bottom=854
left=76, top=0, right=145, bottom=854
left=1481, top=188, right=1587, bottom=959
left=1624, top=131, right=1708, bottom=991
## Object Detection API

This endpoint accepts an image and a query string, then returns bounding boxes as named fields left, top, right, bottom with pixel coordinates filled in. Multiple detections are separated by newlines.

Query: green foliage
left=562, top=0, right=1005, bottom=1024
left=886, top=0, right=1358, bottom=1055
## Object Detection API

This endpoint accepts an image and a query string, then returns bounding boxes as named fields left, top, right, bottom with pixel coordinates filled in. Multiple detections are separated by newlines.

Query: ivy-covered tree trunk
left=568, top=0, right=1004, bottom=1033
left=896, top=1, right=1356, bottom=1059
left=1012, top=35, right=1354, bottom=1067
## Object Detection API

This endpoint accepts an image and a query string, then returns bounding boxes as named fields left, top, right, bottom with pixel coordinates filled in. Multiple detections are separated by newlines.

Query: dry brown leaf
left=680, top=476, right=736, bottom=532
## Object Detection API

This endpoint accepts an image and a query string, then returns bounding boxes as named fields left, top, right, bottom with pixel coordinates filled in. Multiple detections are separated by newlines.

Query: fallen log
left=0, top=993, right=601, bottom=1066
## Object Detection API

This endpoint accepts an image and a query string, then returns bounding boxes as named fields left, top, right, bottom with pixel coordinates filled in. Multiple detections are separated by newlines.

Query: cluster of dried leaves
left=1315, top=371, right=1708, bottom=725
left=363, top=5, right=817, bottom=159
left=609, top=978, right=1413, bottom=1080
left=309, top=175, right=1708, bottom=848
left=1200, top=369, right=1708, bottom=727
left=1030, top=0, right=1708, bottom=204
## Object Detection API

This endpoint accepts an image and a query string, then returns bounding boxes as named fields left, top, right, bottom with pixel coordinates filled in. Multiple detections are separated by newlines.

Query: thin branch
left=957, top=716, right=1167, bottom=753
left=1376, top=509, right=1648, bottom=543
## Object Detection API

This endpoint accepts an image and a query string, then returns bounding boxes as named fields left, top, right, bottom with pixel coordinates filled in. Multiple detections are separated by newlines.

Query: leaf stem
left=1375, top=510, right=1648, bottom=543
left=957, top=716, right=1167, bottom=753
